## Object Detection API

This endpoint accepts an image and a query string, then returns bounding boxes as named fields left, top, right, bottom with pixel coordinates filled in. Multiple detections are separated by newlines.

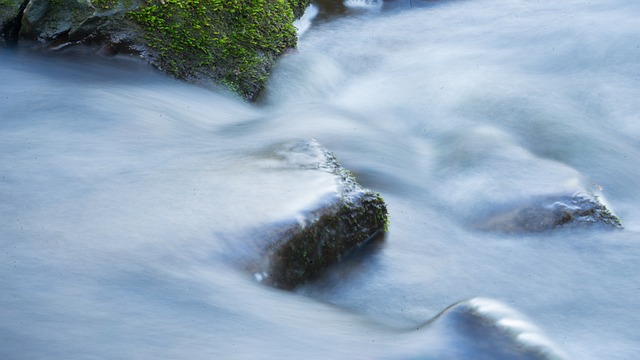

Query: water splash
left=344, top=0, right=383, bottom=10
left=293, top=4, right=319, bottom=37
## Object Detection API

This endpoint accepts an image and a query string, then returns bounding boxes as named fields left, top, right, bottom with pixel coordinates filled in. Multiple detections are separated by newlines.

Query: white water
left=2, top=0, right=640, bottom=359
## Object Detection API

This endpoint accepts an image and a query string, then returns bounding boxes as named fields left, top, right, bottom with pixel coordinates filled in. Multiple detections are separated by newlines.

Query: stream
left=2, top=0, right=640, bottom=359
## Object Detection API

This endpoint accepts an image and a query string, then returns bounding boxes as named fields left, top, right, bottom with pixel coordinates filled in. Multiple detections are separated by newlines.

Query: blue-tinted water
left=2, top=0, right=639, bottom=359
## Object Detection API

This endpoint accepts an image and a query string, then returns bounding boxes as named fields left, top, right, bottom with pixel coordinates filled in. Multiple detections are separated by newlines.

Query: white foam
left=344, top=0, right=383, bottom=9
left=293, top=4, right=319, bottom=37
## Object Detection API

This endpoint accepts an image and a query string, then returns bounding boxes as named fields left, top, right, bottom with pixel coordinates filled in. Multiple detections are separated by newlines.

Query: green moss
left=286, top=0, right=308, bottom=18
left=0, top=0, right=23, bottom=25
left=13, top=0, right=310, bottom=98
left=0, top=0, right=17, bottom=7
left=125, top=0, right=302, bottom=100
left=2, top=0, right=311, bottom=97
left=591, top=195, right=623, bottom=228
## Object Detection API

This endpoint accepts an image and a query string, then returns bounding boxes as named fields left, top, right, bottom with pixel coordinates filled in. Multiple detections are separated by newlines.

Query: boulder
left=414, top=298, right=567, bottom=359
left=3, top=0, right=313, bottom=100
left=20, top=0, right=100, bottom=43
left=239, top=139, right=389, bottom=290
left=0, top=0, right=26, bottom=47
left=476, top=194, right=622, bottom=234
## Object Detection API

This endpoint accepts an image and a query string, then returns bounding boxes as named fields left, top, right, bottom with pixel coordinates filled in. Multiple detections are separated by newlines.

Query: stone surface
left=242, top=139, right=389, bottom=290
left=20, top=0, right=94, bottom=43
left=2, top=0, right=313, bottom=100
left=0, top=0, right=26, bottom=47
left=476, top=194, right=622, bottom=234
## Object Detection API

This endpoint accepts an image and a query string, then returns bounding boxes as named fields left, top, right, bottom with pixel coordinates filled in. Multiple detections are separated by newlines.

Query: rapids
left=2, top=0, right=639, bottom=359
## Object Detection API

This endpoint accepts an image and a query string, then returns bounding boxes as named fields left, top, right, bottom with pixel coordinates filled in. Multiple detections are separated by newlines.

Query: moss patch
left=126, top=0, right=302, bottom=100
left=10, top=0, right=311, bottom=100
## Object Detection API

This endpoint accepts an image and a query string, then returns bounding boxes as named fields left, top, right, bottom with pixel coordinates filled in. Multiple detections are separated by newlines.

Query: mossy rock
left=0, top=0, right=24, bottom=25
left=0, top=0, right=26, bottom=46
left=246, top=139, right=389, bottom=290
left=10, top=0, right=312, bottom=100
left=476, top=194, right=622, bottom=234
left=124, top=0, right=304, bottom=100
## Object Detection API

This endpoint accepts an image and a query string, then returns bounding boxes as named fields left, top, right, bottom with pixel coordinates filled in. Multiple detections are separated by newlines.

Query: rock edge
left=252, top=139, right=389, bottom=290
left=0, top=0, right=313, bottom=101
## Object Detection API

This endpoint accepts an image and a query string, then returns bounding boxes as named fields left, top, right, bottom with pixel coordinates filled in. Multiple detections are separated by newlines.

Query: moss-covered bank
left=2, top=0, right=312, bottom=100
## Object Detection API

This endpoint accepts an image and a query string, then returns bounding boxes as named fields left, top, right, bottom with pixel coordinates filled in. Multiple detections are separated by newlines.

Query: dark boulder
left=2, top=0, right=313, bottom=101
left=240, top=139, right=389, bottom=290
left=0, top=0, right=26, bottom=47
left=476, top=194, right=622, bottom=234
left=20, top=0, right=94, bottom=43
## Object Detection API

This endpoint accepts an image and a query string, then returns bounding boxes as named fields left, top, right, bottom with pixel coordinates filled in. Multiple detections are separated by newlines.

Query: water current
left=2, top=0, right=639, bottom=359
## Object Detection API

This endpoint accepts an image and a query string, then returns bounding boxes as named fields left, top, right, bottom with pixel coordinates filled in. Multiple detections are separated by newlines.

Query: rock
left=476, top=194, right=622, bottom=234
left=4, top=0, right=313, bottom=100
left=242, top=139, right=389, bottom=290
left=67, top=11, right=147, bottom=56
left=0, top=0, right=26, bottom=47
left=415, top=298, right=567, bottom=359
left=20, top=0, right=94, bottom=43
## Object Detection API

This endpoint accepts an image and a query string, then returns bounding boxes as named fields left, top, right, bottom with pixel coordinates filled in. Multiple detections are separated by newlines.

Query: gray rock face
left=240, top=139, right=389, bottom=290
left=20, top=0, right=93, bottom=43
left=0, top=0, right=26, bottom=47
left=476, top=194, right=622, bottom=234
left=15, top=0, right=147, bottom=55
left=1, top=0, right=145, bottom=52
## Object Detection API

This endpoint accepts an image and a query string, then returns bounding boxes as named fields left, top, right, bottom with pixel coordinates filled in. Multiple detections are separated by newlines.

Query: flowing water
left=2, top=0, right=640, bottom=359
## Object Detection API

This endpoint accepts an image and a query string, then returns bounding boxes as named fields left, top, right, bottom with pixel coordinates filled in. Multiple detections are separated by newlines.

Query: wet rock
left=243, top=139, right=389, bottom=290
left=416, top=298, right=567, bottom=360
left=476, top=194, right=622, bottom=234
left=0, top=0, right=26, bottom=47
left=20, top=0, right=94, bottom=43
left=431, top=126, right=622, bottom=234
left=3, top=0, right=313, bottom=100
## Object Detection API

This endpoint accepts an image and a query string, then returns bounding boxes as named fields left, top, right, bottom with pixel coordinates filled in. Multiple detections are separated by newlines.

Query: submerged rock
left=431, top=125, right=622, bottom=235
left=242, top=139, right=389, bottom=290
left=2, top=0, right=312, bottom=100
left=476, top=194, right=622, bottom=234
left=415, top=298, right=567, bottom=360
